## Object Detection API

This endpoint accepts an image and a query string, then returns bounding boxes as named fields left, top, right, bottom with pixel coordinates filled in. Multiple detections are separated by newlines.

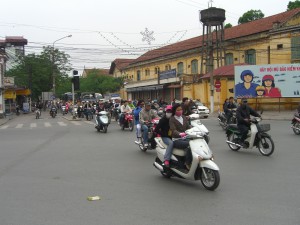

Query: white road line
left=44, top=122, right=52, bottom=127
left=15, top=124, right=23, bottom=128
left=71, top=121, right=81, bottom=126
left=57, top=122, right=67, bottom=126
left=0, top=125, right=9, bottom=129
left=30, top=123, right=37, bottom=128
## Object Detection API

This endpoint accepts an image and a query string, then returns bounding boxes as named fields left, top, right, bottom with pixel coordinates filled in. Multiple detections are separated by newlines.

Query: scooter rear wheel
left=200, top=168, right=220, bottom=191
left=227, top=133, right=241, bottom=151
left=292, top=122, right=300, bottom=135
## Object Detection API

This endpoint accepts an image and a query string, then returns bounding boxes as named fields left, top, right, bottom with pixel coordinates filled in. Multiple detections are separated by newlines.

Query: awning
left=16, top=89, right=31, bottom=95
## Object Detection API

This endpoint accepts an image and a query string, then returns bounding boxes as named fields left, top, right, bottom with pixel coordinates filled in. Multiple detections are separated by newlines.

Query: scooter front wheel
left=200, top=168, right=220, bottom=191
left=103, top=126, right=108, bottom=133
left=292, top=122, right=300, bottom=135
left=258, top=135, right=274, bottom=156
left=129, top=121, right=134, bottom=131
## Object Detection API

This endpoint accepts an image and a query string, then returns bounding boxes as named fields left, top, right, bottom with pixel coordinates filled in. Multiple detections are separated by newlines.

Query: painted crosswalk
left=0, top=121, right=94, bottom=130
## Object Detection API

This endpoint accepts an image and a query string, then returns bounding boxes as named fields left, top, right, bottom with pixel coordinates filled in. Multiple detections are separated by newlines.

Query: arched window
left=165, top=64, right=171, bottom=71
left=145, top=68, right=150, bottom=76
left=245, top=49, right=256, bottom=65
left=225, top=53, right=233, bottom=65
left=191, top=59, right=198, bottom=74
left=177, top=62, right=184, bottom=75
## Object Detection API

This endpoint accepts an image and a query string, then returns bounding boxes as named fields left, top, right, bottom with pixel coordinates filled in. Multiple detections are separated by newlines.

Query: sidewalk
left=210, top=110, right=294, bottom=121
left=0, top=113, right=15, bottom=126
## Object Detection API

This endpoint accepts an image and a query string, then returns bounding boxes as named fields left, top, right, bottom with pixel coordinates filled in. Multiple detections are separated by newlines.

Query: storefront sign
left=3, top=77, right=14, bottom=86
left=159, top=69, right=176, bottom=80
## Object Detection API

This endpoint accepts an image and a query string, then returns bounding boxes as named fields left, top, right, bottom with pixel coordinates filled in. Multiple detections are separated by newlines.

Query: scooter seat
left=173, top=149, right=186, bottom=157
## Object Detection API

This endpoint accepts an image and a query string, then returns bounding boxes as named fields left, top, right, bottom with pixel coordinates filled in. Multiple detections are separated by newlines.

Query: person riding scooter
left=139, top=102, right=157, bottom=148
left=236, top=98, right=261, bottom=147
left=154, top=105, right=173, bottom=167
left=169, top=103, right=193, bottom=169
left=133, top=100, right=144, bottom=144
left=224, top=97, right=237, bottom=123
left=119, top=100, right=132, bottom=125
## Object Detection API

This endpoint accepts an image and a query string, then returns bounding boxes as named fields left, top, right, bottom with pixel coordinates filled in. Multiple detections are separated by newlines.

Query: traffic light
left=72, top=76, right=80, bottom=90
left=72, top=70, right=79, bottom=90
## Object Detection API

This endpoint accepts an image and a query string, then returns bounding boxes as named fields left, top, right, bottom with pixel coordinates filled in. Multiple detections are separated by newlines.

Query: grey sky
left=0, top=0, right=291, bottom=71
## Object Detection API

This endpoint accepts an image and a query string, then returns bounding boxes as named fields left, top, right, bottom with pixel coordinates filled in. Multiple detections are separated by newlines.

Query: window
left=155, top=66, right=160, bottom=74
left=277, top=44, right=283, bottom=50
left=291, top=37, right=300, bottom=62
left=165, top=64, right=171, bottom=71
left=191, top=59, right=198, bottom=74
left=245, top=49, right=256, bottom=65
left=177, top=62, right=184, bottom=75
left=225, top=53, right=233, bottom=65
left=137, top=70, right=141, bottom=81
left=145, top=68, right=150, bottom=76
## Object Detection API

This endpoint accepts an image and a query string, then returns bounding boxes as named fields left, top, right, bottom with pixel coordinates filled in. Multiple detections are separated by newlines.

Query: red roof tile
left=202, top=63, right=248, bottom=78
left=109, top=58, right=135, bottom=74
left=131, top=8, right=300, bottom=64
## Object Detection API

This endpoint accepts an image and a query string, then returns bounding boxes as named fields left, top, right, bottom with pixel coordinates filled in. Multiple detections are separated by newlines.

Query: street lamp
left=52, top=34, right=72, bottom=96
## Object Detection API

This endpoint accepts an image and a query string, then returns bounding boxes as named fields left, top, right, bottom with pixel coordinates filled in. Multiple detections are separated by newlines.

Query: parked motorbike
left=226, top=117, right=274, bottom=156
left=189, top=113, right=210, bottom=143
left=120, top=112, right=134, bottom=131
left=153, top=126, right=220, bottom=191
left=291, top=112, right=300, bottom=135
left=95, top=111, right=109, bottom=133
left=135, top=118, right=160, bottom=152
left=35, top=108, right=41, bottom=119
left=50, top=107, right=57, bottom=118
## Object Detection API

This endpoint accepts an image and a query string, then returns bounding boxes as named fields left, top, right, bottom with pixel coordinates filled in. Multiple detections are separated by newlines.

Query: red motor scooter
left=121, top=112, right=134, bottom=131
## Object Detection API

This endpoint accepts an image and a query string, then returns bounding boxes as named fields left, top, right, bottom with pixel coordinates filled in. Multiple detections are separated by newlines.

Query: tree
left=238, top=10, right=265, bottom=24
left=79, top=72, right=123, bottom=96
left=6, top=46, right=72, bottom=100
left=224, top=23, right=233, bottom=29
left=287, top=0, right=300, bottom=10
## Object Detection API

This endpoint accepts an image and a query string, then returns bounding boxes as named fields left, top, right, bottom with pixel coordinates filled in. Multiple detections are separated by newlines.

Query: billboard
left=234, top=64, right=300, bottom=98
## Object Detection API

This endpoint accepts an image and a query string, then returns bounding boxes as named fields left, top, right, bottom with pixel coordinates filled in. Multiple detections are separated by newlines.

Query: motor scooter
left=291, top=112, right=300, bottom=135
left=135, top=118, right=160, bottom=152
left=50, top=107, right=57, bottom=118
left=189, top=113, right=210, bottom=143
left=153, top=127, right=220, bottom=191
left=72, top=106, right=78, bottom=119
left=226, top=117, right=274, bottom=156
left=95, top=111, right=109, bottom=133
left=35, top=108, right=41, bottom=119
left=120, top=112, right=134, bottom=131
left=61, top=105, right=66, bottom=115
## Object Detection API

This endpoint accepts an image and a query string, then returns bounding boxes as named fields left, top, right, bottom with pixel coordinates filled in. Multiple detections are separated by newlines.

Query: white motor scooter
left=189, top=113, right=210, bottom=143
left=153, top=127, right=220, bottom=191
left=94, top=111, right=109, bottom=133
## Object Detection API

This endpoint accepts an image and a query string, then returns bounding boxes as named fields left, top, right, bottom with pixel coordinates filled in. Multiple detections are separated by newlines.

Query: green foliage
left=287, top=0, right=300, bottom=10
left=79, top=72, right=123, bottom=96
left=224, top=23, right=233, bottom=29
left=6, top=46, right=71, bottom=100
left=238, top=10, right=265, bottom=24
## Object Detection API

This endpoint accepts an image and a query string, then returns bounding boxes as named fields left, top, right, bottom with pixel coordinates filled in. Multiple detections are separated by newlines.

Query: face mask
left=166, top=113, right=172, bottom=118
left=175, top=110, right=183, bottom=117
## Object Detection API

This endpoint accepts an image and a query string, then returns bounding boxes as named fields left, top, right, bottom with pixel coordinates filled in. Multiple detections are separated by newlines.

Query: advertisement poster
left=234, top=64, right=300, bottom=98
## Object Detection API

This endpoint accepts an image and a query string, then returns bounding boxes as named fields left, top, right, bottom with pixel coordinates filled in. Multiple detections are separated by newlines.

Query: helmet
left=240, top=70, right=254, bottom=81
left=256, top=85, right=265, bottom=91
left=262, top=75, right=274, bottom=81
left=165, top=105, right=172, bottom=111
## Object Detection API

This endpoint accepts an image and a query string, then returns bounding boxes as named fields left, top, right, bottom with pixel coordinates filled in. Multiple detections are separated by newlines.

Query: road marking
left=71, top=121, right=81, bottom=125
left=15, top=124, right=23, bottom=128
left=30, top=123, right=37, bottom=128
left=0, top=125, right=9, bottom=129
left=57, top=122, right=67, bottom=126
left=44, top=122, right=52, bottom=127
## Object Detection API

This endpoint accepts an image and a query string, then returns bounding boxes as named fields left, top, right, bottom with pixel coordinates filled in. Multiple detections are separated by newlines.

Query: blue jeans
left=142, top=124, right=149, bottom=143
left=162, top=137, right=174, bottom=161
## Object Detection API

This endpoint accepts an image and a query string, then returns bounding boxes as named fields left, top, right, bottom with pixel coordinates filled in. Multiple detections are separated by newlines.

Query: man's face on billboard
left=244, top=74, right=253, bottom=83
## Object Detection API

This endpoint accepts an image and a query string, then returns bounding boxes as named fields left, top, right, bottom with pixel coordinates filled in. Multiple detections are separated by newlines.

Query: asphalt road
left=0, top=113, right=299, bottom=225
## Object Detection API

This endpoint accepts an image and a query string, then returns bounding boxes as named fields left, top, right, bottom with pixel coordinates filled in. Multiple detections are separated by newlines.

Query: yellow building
left=109, top=8, right=300, bottom=111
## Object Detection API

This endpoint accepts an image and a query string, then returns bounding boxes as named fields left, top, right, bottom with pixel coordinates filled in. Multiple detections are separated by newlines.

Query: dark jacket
left=154, top=116, right=170, bottom=138
left=224, top=102, right=236, bottom=113
left=236, top=105, right=260, bottom=126
left=169, top=116, right=190, bottom=138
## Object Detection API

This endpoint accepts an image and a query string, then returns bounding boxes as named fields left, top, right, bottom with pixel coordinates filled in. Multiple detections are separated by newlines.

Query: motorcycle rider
left=181, top=97, right=193, bottom=117
left=169, top=103, right=193, bottom=170
left=154, top=105, right=173, bottom=167
left=95, top=101, right=106, bottom=129
left=139, top=102, right=157, bottom=147
left=119, top=100, right=132, bottom=125
left=133, top=100, right=144, bottom=144
left=236, top=98, right=261, bottom=147
left=49, top=102, right=58, bottom=116
left=224, top=97, right=237, bottom=123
